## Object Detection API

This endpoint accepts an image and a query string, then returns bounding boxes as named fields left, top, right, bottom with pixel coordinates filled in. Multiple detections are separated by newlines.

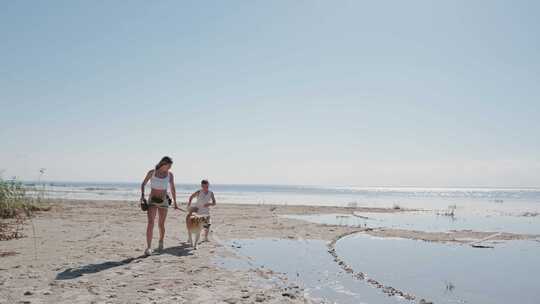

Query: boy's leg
left=203, top=217, right=211, bottom=241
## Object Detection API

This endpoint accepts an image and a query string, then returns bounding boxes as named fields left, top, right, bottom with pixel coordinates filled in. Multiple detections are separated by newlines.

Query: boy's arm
left=187, top=191, right=199, bottom=207
left=211, top=192, right=216, bottom=206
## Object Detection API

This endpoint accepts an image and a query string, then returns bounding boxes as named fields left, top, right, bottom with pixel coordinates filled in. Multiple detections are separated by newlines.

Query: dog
left=185, top=207, right=208, bottom=249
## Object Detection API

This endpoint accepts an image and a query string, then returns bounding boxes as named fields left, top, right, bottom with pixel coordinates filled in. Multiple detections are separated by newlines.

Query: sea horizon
left=19, top=179, right=540, bottom=191
left=19, top=180, right=540, bottom=213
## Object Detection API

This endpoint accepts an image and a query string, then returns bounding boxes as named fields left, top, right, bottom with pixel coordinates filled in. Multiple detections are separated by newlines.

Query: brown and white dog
left=185, top=207, right=206, bottom=249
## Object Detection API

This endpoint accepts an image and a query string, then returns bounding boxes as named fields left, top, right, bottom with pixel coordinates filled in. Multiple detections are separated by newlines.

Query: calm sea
left=23, top=182, right=540, bottom=214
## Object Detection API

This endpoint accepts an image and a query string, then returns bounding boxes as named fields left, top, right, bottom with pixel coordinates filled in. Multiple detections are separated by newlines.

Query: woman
left=140, top=156, right=178, bottom=255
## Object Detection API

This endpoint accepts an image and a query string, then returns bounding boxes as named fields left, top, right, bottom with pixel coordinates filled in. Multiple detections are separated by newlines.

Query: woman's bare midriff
left=150, top=189, right=167, bottom=199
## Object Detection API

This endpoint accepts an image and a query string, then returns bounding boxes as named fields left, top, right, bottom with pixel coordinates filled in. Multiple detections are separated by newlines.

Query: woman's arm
left=169, top=172, right=178, bottom=208
left=140, top=170, right=153, bottom=201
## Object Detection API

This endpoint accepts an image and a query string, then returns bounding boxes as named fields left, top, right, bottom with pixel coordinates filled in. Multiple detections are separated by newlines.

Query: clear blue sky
left=1, top=1, right=539, bottom=187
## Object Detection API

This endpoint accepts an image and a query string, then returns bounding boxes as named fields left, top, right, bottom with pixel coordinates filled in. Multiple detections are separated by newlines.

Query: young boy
left=187, top=180, right=216, bottom=242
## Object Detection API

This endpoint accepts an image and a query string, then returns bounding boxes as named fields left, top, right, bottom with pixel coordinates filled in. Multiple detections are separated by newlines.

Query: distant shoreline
left=18, top=180, right=540, bottom=190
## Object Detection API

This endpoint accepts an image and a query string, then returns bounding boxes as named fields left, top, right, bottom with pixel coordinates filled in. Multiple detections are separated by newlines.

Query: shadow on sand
left=55, top=243, right=193, bottom=280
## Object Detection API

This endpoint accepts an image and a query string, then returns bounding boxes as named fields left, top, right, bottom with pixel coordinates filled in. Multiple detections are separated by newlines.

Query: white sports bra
left=150, top=171, right=169, bottom=190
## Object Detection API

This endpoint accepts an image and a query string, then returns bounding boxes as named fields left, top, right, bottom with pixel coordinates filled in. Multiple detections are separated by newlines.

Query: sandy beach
left=0, top=200, right=356, bottom=304
left=1, top=199, right=537, bottom=304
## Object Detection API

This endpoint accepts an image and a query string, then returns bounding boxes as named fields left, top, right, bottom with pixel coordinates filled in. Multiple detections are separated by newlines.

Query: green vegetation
left=1, top=178, right=51, bottom=241
left=0, top=178, right=48, bottom=218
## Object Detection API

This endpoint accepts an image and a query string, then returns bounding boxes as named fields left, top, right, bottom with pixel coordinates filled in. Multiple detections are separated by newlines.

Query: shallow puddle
left=283, top=211, right=540, bottom=235
left=336, top=234, right=540, bottom=304
left=217, top=238, right=403, bottom=304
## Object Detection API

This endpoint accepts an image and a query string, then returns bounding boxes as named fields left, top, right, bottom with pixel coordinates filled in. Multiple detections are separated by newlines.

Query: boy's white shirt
left=194, top=190, right=213, bottom=216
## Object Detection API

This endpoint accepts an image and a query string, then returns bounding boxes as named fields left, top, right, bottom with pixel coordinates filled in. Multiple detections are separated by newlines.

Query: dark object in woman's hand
left=140, top=198, right=148, bottom=211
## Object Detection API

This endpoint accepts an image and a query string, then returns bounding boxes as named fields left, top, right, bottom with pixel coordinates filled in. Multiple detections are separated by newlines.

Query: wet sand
left=0, top=200, right=537, bottom=304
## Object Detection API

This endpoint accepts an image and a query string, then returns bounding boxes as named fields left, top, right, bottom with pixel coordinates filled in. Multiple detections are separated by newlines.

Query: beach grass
left=0, top=178, right=49, bottom=218
left=0, top=178, right=52, bottom=241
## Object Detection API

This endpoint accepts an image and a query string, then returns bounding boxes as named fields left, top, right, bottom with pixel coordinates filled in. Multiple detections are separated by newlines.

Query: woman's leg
left=158, top=207, right=168, bottom=242
left=146, top=206, right=158, bottom=249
